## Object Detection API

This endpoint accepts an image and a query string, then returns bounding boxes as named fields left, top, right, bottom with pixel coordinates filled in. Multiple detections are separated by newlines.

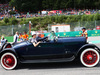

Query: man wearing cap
left=30, top=33, right=41, bottom=47
left=81, top=28, right=88, bottom=39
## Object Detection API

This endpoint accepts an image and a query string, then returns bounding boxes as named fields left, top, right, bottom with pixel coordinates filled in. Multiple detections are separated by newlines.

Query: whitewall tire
left=80, top=48, right=100, bottom=67
left=0, top=52, right=17, bottom=70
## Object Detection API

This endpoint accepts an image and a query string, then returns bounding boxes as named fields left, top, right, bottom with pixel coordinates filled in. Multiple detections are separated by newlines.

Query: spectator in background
left=14, top=31, right=19, bottom=43
left=81, top=28, right=88, bottom=39
left=0, top=36, right=7, bottom=45
left=41, top=33, right=44, bottom=38
left=22, top=31, right=29, bottom=41
left=19, top=33, right=23, bottom=41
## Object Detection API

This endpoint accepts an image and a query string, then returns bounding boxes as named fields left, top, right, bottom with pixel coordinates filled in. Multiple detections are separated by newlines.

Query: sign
left=96, top=26, right=100, bottom=30
left=51, top=25, right=70, bottom=32
left=41, top=11, right=47, bottom=15
left=44, top=30, right=100, bottom=38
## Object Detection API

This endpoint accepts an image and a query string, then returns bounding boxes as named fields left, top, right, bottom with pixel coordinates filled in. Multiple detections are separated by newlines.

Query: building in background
left=51, top=25, right=70, bottom=32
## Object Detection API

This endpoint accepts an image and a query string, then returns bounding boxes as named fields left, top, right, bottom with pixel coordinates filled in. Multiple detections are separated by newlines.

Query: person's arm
left=25, top=34, right=29, bottom=40
left=85, top=33, right=88, bottom=39
left=13, top=35, right=16, bottom=42
left=33, top=41, right=41, bottom=47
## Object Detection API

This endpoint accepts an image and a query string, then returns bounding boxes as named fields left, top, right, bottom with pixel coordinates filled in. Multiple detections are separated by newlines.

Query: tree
left=0, top=0, right=10, bottom=3
left=9, top=0, right=100, bottom=12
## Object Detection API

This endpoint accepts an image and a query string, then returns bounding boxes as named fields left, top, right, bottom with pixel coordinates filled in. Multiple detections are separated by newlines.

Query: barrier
left=44, top=30, right=100, bottom=37
left=4, top=30, right=100, bottom=42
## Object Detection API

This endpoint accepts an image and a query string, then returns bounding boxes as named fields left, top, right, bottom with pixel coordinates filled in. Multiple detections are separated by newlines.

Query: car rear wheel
left=0, top=52, right=17, bottom=70
left=80, top=48, right=100, bottom=67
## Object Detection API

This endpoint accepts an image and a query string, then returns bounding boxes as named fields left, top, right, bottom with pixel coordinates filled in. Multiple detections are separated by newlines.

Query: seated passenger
left=36, top=33, right=41, bottom=41
left=30, top=33, right=41, bottom=47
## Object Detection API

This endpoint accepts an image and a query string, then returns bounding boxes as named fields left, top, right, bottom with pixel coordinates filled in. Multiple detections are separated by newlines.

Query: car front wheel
left=0, top=52, right=17, bottom=70
left=80, top=48, right=100, bottom=67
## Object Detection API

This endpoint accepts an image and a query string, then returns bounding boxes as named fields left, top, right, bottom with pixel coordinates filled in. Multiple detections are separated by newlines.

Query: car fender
left=76, top=44, right=100, bottom=57
left=3, top=43, right=12, bottom=49
left=0, top=48, right=19, bottom=59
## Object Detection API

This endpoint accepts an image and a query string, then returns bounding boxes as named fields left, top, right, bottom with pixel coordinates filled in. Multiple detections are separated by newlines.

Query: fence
left=0, top=24, right=29, bottom=36
left=48, top=20, right=100, bottom=32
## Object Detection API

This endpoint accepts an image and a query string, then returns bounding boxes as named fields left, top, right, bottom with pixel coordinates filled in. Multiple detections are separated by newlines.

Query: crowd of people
left=8, top=9, right=100, bottom=18
left=0, top=4, right=100, bottom=19
left=13, top=31, right=29, bottom=43
left=13, top=31, right=45, bottom=47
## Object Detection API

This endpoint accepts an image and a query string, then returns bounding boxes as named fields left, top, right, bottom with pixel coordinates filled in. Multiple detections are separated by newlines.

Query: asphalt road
left=0, top=37, right=100, bottom=75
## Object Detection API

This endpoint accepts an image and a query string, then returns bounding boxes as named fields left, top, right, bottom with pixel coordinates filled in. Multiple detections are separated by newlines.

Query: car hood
left=57, top=37, right=86, bottom=43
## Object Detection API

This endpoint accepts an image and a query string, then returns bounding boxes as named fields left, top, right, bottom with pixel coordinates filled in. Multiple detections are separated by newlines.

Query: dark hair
left=32, top=34, right=36, bottom=37
left=82, top=28, right=86, bottom=30
left=24, top=31, right=26, bottom=34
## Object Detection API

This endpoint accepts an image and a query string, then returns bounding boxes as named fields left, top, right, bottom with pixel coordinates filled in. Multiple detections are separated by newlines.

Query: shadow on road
left=15, top=58, right=100, bottom=70
left=16, top=61, right=84, bottom=70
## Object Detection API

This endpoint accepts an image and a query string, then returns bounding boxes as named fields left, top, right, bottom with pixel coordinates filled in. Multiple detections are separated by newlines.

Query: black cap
left=82, top=27, right=86, bottom=30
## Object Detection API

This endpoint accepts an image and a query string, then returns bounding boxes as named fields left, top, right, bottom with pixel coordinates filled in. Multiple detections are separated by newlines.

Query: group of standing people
left=14, top=31, right=29, bottom=43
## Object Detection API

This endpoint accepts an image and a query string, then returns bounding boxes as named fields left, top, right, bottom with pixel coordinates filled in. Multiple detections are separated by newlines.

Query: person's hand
left=38, top=41, right=41, bottom=43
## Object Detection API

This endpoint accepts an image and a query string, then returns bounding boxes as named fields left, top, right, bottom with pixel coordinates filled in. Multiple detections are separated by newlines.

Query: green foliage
left=0, top=14, right=100, bottom=31
left=3, top=18, right=9, bottom=24
left=9, top=11, right=16, bottom=15
left=11, top=18, right=18, bottom=25
left=20, top=18, right=29, bottom=25
left=9, top=0, right=100, bottom=12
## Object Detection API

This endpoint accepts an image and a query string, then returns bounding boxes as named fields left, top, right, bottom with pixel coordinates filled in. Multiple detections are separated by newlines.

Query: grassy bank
left=0, top=13, right=100, bottom=31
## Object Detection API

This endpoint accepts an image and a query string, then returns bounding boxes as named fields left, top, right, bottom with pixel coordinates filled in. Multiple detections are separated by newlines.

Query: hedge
left=0, top=13, right=100, bottom=31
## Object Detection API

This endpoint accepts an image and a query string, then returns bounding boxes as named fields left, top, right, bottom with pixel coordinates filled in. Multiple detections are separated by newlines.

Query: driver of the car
left=31, top=33, right=41, bottom=47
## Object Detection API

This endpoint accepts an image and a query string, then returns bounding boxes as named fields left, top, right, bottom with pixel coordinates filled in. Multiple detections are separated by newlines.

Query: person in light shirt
left=30, top=33, right=41, bottom=47
left=0, top=36, right=7, bottom=46
left=14, top=31, right=19, bottom=43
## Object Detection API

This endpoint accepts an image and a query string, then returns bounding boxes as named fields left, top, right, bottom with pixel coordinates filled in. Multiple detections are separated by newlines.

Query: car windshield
left=48, top=31, right=57, bottom=41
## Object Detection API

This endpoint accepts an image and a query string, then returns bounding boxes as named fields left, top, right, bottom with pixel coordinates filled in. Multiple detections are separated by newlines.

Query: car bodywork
left=0, top=37, right=100, bottom=64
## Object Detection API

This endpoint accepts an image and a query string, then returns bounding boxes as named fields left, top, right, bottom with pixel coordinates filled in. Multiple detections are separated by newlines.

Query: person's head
left=24, top=31, right=27, bottom=35
left=19, top=33, right=22, bottom=35
left=16, top=31, right=18, bottom=35
left=32, top=34, right=36, bottom=39
left=1, top=36, right=4, bottom=40
left=32, top=32, right=36, bottom=39
left=37, top=33, right=41, bottom=37
left=82, top=28, right=86, bottom=32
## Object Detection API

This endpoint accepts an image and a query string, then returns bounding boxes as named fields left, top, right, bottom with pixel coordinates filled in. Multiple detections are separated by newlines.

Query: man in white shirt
left=14, top=32, right=19, bottom=43
left=30, top=33, right=41, bottom=47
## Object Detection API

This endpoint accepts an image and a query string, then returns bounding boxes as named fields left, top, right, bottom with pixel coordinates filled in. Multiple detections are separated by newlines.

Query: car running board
left=21, top=56, right=75, bottom=63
